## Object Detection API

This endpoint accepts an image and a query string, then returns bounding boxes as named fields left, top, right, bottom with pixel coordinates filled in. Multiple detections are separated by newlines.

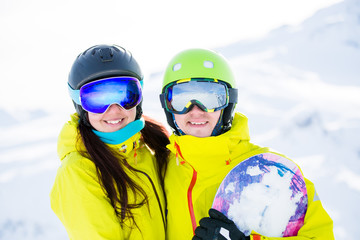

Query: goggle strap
left=68, top=84, right=81, bottom=105
left=159, top=93, right=167, bottom=108
left=228, top=88, right=238, bottom=103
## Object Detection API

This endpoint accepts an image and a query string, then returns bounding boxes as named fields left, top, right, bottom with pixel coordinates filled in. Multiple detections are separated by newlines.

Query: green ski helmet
left=68, top=44, right=144, bottom=126
left=160, top=48, right=238, bottom=136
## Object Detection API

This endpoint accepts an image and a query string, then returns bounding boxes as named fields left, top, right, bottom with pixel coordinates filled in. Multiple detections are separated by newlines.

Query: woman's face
left=174, top=105, right=221, bottom=138
left=88, top=104, right=137, bottom=132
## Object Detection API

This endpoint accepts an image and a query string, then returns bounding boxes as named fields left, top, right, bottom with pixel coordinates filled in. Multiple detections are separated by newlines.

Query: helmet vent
left=99, top=48, right=114, bottom=62
left=173, top=63, right=182, bottom=71
left=203, top=61, right=214, bottom=68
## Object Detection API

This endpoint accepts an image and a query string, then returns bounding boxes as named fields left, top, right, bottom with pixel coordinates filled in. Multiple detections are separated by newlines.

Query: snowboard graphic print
left=212, top=153, right=307, bottom=237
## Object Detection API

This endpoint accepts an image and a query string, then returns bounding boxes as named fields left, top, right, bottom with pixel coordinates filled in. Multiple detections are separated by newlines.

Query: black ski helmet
left=68, top=44, right=144, bottom=124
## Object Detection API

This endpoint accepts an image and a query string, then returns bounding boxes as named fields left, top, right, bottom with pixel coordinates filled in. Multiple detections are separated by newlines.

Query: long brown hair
left=77, top=115, right=169, bottom=227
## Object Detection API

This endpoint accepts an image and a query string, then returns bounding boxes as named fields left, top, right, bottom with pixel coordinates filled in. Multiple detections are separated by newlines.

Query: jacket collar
left=167, top=112, right=250, bottom=172
left=57, top=113, right=142, bottom=161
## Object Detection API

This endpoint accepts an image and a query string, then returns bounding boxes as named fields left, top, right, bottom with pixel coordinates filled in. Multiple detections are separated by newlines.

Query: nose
left=105, top=104, right=124, bottom=113
left=189, top=105, right=205, bottom=114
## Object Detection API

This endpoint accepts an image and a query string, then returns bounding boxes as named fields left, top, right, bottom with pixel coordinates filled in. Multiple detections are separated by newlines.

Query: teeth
left=106, top=120, right=122, bottom=124
left=190, top=122, right=206, bottom=125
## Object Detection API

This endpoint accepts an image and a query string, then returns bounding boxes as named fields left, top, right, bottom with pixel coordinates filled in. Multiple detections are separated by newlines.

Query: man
left=159, top=48, right=334, bottom=240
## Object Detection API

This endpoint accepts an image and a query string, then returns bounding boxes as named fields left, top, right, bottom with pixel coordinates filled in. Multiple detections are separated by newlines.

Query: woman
left=50, top=44, right=169, bottom=239
left=159, top=48, right=334, bottom=240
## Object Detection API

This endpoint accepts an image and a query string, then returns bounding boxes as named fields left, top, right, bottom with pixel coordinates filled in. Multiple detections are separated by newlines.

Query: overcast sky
left=0, top=0, right=342, bottom=111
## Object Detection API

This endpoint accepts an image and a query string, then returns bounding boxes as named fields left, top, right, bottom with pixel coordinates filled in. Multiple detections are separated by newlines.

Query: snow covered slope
left=219, top=0, right=360, bottom=86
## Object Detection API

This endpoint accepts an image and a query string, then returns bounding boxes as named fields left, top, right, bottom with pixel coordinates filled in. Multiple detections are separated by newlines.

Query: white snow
left=1, top=0, right=359, bottom=239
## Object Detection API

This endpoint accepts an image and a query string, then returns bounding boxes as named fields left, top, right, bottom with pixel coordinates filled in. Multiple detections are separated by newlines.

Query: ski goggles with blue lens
left=68, top=76, right=143, bottom=114
left=160, top=78, right=238, bottom=114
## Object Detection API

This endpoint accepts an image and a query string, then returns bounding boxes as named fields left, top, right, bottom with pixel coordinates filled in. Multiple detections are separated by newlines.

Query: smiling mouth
left=189, top=121, right=207, bottom=125
left=105, top=119, right=123, bottom=124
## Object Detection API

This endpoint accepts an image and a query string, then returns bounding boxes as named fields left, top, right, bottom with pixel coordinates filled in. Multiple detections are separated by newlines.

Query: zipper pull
left=226, top=158, right=231, bottom=165
left=176, top=151, right=179, bottom=166
left=133, top=141, right=138, bottom=165
left=174, top=141, right=182, bottom=166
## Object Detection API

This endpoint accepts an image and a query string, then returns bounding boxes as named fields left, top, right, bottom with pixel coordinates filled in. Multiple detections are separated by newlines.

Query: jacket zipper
left=188, top=166, right=198, bottom=234
left=174, top=141, right=198, bottom=235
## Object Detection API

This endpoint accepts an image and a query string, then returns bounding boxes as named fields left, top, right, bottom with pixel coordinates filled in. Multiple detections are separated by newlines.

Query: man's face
left=174, top=105, right=221, bottom=138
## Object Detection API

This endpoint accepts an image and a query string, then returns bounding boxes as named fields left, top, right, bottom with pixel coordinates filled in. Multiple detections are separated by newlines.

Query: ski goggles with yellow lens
left=160, top=78, right=237, bottom=114
left=68, top=76, right=143, bottom=114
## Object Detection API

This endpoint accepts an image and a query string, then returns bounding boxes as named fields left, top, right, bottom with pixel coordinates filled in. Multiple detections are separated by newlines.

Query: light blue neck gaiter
left=92, top=118, right=145, bottom=145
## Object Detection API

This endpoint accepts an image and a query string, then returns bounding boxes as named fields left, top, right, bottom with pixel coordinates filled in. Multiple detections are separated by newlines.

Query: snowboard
left=212, top=153, right=307, bottom=237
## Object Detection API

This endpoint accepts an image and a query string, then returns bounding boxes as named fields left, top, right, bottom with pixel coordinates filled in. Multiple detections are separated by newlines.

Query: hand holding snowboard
left=193, top=209, right=249, bottom=240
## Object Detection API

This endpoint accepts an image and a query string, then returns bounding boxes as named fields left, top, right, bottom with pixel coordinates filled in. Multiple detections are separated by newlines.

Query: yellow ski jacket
left=50, top=114, right=166, bottom=240
left=164, top=112, right=334, bottom=240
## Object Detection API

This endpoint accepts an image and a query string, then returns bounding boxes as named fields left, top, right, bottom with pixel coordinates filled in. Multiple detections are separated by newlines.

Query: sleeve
left=249, top=178, right=334, bottom=240
left=50, top=155, right=124, bottom=240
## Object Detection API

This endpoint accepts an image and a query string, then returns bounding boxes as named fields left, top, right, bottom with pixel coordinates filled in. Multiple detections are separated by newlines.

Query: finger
left=192, top=235, right=202, bottom=240
left=209, top=209, right=233, bottom=224
left=200, top=218, right=229, bottom=231
left=199, top=217, right=213, bottom=227
left=194, top=226, right=207, bottom=238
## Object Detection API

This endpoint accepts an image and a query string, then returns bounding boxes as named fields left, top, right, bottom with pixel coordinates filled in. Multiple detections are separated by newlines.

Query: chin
left=191, top=132, right=211, bottom=138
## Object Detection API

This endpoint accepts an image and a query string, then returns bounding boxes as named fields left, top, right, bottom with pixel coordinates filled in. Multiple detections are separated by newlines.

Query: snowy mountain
left=219, top=0, right=360, bottom=86
left=1, top=0, right=359, bottom=239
